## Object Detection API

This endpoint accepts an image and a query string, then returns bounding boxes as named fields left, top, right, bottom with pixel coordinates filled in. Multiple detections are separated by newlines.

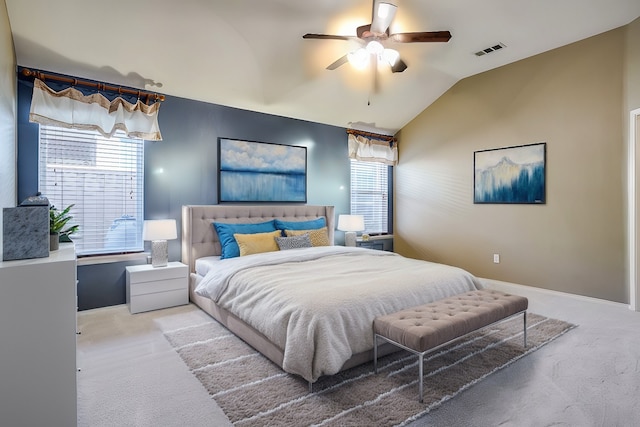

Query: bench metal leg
left=375, top=309, right=527, bottom=403
left=418, top=353, right=424, bottom=403
left=523, top=311, right=527, bottom=347
left=373, top=333, right=379, bottom=373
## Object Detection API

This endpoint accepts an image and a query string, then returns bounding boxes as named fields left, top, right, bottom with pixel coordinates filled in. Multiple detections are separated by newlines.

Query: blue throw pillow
left=213, top=220, right=277, bottom=259
left=274, top=217, right=326, bottom=231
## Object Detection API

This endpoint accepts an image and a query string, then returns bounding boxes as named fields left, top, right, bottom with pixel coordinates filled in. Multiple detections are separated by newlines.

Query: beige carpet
left=163, top=312, right=575, bottom=427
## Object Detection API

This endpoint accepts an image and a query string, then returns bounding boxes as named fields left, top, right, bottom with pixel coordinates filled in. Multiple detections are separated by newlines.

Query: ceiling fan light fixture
left=383, top=48, right=400, bottom=66
left=347, top=48, right=369, bottom=69
left=303, top=0, right=452, bottom=75
left=366, top=40, right=384, bottom=55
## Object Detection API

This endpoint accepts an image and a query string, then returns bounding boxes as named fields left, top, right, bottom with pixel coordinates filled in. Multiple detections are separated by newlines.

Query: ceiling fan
left=303, top=1, right=452, bottom=74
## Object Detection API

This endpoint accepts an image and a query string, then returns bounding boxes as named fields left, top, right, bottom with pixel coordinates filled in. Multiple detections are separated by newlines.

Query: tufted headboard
left=181, top=205, right=335, bottom=273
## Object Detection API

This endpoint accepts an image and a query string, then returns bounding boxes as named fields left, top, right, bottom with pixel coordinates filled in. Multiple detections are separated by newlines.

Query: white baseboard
left=480, top=277, right=629, bottom=309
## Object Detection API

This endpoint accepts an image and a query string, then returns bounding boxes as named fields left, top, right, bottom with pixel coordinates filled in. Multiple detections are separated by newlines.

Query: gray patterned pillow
left=276, top=234, right=312, bottom=250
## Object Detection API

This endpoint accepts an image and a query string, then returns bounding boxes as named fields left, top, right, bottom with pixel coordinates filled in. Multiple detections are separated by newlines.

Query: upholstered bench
left=373, top=288, right=529, bottom=402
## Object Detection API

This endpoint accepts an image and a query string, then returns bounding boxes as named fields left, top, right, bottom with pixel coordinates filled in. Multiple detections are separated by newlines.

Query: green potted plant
left=49, top=204, right=79, bottom=250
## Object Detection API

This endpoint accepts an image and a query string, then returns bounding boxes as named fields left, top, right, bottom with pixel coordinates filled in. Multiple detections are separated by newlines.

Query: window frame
left=349, top=159, right=393, bottom=235
left=38, top=125, right=145, bottom=256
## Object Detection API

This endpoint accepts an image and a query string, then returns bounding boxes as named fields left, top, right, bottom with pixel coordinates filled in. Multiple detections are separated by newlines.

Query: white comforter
left=195, top=246, right=483, bottom=382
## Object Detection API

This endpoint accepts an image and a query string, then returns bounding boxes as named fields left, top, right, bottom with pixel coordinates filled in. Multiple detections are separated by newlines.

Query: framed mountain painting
left=474, top=142, right=546, bottom=204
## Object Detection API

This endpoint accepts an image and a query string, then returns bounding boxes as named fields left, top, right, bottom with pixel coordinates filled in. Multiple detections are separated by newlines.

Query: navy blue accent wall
left=17, top=78, right=351, bottom=310
left=17, top=81, right=38, bottom=202
left=76, top=261, right=143, bottom=310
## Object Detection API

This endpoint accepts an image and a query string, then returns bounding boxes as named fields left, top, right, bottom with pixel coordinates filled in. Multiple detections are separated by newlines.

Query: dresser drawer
left=355, top=236, right=394, bottom=252
left=129, top=289, right=188, bottom=314
left=357, top=241, right=384, bottom=250
left=126, top=263, right=187, bottom=284
left=129, top=277, right=185, bottom=296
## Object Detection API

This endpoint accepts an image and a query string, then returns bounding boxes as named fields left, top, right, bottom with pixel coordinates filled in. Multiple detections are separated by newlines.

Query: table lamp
left=337, top=214, right=365, bottom=247
left=142, top=219, right=177, bottom=267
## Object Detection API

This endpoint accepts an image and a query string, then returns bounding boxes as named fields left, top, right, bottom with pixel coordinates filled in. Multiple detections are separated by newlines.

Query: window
left=38, top=125, right=144, bottom=256
left=350, top=159, right=391, bottom=234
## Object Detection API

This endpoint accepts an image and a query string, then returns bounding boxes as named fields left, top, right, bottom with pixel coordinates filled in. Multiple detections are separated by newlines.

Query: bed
left=181, top=204, right=483, bottom=384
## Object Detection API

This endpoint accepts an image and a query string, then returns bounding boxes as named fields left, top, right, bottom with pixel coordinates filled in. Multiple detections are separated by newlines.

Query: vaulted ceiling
left=6, top=0, right=640, bottom=134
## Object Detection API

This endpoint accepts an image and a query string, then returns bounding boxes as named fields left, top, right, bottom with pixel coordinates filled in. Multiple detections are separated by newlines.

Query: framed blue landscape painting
left=474, top=142, right=546, bottom=204
left=218, top=138, right=307, bottom=203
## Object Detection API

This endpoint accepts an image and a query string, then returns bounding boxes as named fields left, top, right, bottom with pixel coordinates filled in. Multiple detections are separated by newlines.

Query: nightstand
left=126, top=262, right=188, bottom=314
left=356, top=235, right=394, bottom=252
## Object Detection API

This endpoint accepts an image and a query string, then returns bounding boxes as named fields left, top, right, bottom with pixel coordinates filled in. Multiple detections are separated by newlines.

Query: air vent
left=474, top=43, right=506, bottom=56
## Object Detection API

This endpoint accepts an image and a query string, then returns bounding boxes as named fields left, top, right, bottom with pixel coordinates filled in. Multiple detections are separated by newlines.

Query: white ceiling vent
left=474, top=43, right=506, bottom=56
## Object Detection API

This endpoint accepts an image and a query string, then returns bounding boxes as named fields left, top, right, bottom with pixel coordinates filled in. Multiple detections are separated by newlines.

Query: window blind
left=38, top=125, right=144, bottom=256
left=350, top=159, right=389, bottom=234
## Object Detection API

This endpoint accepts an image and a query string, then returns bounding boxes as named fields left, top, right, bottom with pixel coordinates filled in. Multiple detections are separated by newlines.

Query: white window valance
left=348, top=133, right=398, bottom=166
left=29, top=78, right=162, bottom=141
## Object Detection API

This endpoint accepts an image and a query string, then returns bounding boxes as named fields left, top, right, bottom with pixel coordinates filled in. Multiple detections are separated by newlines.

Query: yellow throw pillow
left=234, top=230, right=281, bottom=256
left=285, top=227, right=330, bottom=247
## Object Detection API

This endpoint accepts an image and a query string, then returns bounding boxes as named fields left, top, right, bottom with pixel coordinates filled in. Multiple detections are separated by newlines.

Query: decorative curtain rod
left=21, top=68, right=165, bottom=103
left=346, top=128, right=397, bottom=143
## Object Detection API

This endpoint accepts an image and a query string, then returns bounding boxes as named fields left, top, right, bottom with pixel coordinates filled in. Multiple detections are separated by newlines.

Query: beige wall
left=0, top=0, right=17, bottom=254
left=625, top=18, right=640, bottom=113
left=396, top=27, right=628, bottom=303
left=625, top=17, right=640, bottom=308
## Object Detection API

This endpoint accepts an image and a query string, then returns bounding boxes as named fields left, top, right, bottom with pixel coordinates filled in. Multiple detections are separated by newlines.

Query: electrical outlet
left=493, top=254, right=500, bottom=264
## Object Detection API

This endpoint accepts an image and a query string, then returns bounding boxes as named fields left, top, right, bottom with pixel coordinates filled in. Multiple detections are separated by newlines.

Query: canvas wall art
left=218, top=138, right=307, bottom=203
left=474, top=142, right=546, bottom=204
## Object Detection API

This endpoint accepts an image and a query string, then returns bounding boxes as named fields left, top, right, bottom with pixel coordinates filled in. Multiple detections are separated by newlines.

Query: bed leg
left=309, top=381, right=313, bottom=393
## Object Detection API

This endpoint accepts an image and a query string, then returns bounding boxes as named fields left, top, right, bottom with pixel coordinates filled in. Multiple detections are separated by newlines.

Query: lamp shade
left=142, top=219, right=177, bottom=241
left=337, top=215, right=365, bottom=232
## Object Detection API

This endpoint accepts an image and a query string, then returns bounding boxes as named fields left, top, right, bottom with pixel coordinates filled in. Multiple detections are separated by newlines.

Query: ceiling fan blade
left=356, top=24, right=371, bottom=38
left=326, top=54, right=349, bottom=70
left=390, top=31, right=452, bottom=43
left=303, top=33, right=354, bottom=41
left=391, top=58, right=407, bottom=73
left=370, top=2, right=397, bottom=34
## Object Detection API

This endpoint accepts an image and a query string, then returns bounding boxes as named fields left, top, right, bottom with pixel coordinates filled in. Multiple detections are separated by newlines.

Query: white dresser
left=126, top=262, right=188, bottom=314
left=0, top=243, right=77, bottom=427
